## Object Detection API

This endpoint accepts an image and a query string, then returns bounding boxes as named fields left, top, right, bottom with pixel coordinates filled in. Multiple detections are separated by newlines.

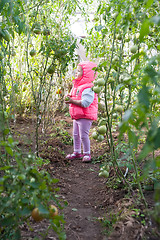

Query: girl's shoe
left=82, top=154, right=91, bottom=163
left=66, top=152, right=82, bottom=160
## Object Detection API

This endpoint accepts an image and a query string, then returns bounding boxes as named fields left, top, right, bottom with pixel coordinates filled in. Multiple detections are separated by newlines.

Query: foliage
left=52, top=127, right=73, bottom=145
left=0, top=0, right=78, bottom=155
left=0, top=0, right=79, bottom=239
left=0, top=134, right=66, bottom=239
left=0, top=0, right=160, bottom=237
left=81, top=0, right=160, bottom=222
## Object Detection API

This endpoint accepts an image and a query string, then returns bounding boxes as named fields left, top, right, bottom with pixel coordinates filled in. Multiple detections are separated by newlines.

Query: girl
left=65, top=61, right=98, bottom=163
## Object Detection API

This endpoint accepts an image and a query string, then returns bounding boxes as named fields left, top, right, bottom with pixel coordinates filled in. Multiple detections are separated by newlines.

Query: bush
left=0, top=136, right=66, bottom=240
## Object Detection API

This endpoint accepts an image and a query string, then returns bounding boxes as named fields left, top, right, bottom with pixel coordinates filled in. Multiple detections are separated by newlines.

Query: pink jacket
left=69, top=61, right=98, bottom=120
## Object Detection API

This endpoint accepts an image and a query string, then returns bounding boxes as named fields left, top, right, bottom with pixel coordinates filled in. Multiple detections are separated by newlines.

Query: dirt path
left=16, top=115, right=109, bottom=239
left=54, top=159, right=107, bottom=240
left=51, top=115, right=109, bottom=239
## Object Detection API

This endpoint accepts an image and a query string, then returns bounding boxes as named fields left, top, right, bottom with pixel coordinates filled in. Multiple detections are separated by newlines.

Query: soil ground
left=10, top=112, right=160, bottom=240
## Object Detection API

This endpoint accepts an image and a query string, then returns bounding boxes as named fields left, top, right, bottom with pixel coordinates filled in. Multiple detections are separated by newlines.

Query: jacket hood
left=73, top=61, right=97, bottom=86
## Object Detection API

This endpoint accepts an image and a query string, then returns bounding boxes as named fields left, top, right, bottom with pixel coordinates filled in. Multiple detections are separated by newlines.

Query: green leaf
left=58, top=231, right=67, bottom=240
left=64, top=200, right=68, bottom=206
left=153, top=127, right=160, bottom=149
left=138, top=85, right=150, bottom=109
left=20, top=207, right=31, bottom=216
left=97, top=3, right=102, bottom=13
left=95, top=25, right=104, bottom=32
left=143, top=126, right=160, bottom=153
left=155, top=156, right=160, bottom=167
left=72, top=208, right=78, bottom=211
left=144, top=65, right=157, bottom=78
left=99, top=61, right=108, bottom=67
left=128, top=130, right=138, bottom=148
left=3, top=128, right=10, bottom=135
left=154, top=182, right=160, bottom=190
left=145, top=0, right=154, bottom=8
left=122, top=110, right=132, bottom=122
left=37, top=204, right=49, bottom=215
left=147, top=124, right=158, bottom=142
left=116, top=83, right=124, bottom=91
left=138, top=143, right=153, bottom=161
left=0, top=166, right=11, bottom=171
left=131, top=53, right=140, bottom=62
left=14, top=228, right=21, bottom=240
left=39, top=181, right=47, bottom=190
left=5, top=146, right=13, bottom=156
left=102, top=28, right=108, bottom=35
left=139, top=20, right=150, bottom=41
left=0, top=0, right=10, bottom=12
left=0, top=216, right=14, bottom=226
left=21, top=198, right=29, bottom=204
left=29, top=181, right=40, bottom=188
left=116, top=13, right=122, bottom=24
left=8, top=135, right=14, bottom=144
left=151, top=15, right=160, bottom=26
left=52, top=178, right=59, bottom=183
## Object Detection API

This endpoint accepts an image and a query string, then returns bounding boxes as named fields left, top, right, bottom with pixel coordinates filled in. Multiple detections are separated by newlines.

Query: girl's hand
left=64, top=95, right=71, bottom=103
left=64, top=96, right=82, bottom=106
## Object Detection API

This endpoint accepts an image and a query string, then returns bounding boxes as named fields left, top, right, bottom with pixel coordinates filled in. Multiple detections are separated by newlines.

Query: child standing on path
left=65, top=61, right=98, bottom=163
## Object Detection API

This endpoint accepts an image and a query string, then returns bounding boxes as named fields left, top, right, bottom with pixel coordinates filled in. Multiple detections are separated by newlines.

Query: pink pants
left=73, top=119, right=93, bottom=154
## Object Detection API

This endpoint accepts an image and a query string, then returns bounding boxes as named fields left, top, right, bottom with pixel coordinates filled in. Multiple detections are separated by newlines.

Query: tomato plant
left=0, top=135, right=66, bottom=239
left=81, top=0, right=160, bottom=221
left=0, top=1, right=78, bottom=239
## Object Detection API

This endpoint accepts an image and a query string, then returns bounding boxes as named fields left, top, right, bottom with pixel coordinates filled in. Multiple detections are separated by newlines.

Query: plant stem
left=131, top=151, right=148, bottom=208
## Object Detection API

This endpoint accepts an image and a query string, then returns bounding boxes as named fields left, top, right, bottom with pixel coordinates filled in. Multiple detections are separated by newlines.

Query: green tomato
left=2, top=30, right=10, bottom=42
left=33, top=28, right=41, bottom=34
left=30, top=49, right=36, bottom=57
left=100, top=167, right=104, bottom=171
left=109, top=78, right=114, bottom=83
left=93, top=86, right=101, bottom=94
left=43, top=28, right=50, bottom=36
left=98, top=125, right=106, bottom=134
left=130, top=45, right=138, bottom=54
left=99, top=170, right=109, bottom=178
left=112, top=12, right=119, bottom=19
left=126, top=38, right=130, bottom=42
left=93, top=80, right=98, bottom=86
left=22, top=85, right=27, bottom=92
left=30, top=177, right=35, bottom=183
left=112, top=56, right=119, bottom=64
left=92, top=131, right=98, bottom=140
left=18, top=174, right=26, bottom=180
left=117, top=34, right=122, bottom=40
left=98, top=102, right=105, bottom=111
left=0, top=52, right=3, bottom=60
left=11, top=51, right=16, bottom=56
left=97, top=134, right=104, bottom=141
left=13, top=83, right=19, bottom=93
left=32, top=22, right=41, bottom=29
left=100, top=165, right=110, bottom=171
left=112, top=113, right=118, bottom=119
left=47, top=65, right=55, bottom=74
left=115, top=105, right=123, bottom=113
left=97, top=78, right=105, bottom=86
left=65, top=96, right=70, bottom=101
left=98, top=118, right=106, bottom=126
